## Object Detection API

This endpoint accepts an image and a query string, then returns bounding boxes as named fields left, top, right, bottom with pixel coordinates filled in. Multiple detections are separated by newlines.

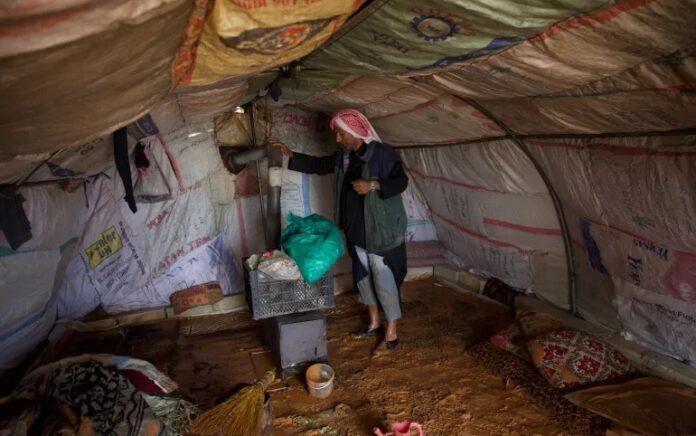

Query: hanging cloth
left=133, top=140, right=172, bottom=204
left=0, top=186, right=32, bottom=249
left=113, top=127, right=137, bottom=213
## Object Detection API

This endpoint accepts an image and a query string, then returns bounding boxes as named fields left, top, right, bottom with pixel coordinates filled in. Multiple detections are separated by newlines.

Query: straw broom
left=191, top=369, right=275, bottom=436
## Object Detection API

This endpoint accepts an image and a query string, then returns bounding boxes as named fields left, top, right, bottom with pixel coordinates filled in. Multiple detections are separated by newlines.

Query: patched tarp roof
left=2, top=0, right=694, bottom=172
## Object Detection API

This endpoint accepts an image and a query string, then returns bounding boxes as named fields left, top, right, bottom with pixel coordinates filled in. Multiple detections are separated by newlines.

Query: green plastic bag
left=281, top=213, right=345, bottom=284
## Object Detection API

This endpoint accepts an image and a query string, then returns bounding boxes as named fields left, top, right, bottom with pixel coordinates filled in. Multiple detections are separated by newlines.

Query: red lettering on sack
left=282, top=113, right=312, bottom=126
left=233, top=0, right=267, bottom=8
left=147, top=208, right=172, bottom=230
left=157, top=236, right=211, bottom=272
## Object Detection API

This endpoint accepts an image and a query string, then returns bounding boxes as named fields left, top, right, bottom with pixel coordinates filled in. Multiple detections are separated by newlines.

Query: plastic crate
left=244, top=266, right=335, bottom=320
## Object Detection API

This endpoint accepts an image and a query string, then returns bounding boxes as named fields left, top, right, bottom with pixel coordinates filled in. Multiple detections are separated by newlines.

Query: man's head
left=335, top=126, right=363, bottom=151
left=330, top=109, right=382, bottom=151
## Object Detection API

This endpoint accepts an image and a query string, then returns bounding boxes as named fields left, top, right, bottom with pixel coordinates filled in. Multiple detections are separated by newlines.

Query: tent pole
left=462, top=99, right=578, bottom=316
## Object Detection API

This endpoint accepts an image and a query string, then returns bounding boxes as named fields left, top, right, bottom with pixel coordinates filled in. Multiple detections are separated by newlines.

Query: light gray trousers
left=354, top=245, right=402, bottom=321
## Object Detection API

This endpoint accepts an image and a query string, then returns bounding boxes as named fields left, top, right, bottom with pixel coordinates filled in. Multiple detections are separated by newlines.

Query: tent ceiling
left=0, top=0, right=695, bottom=182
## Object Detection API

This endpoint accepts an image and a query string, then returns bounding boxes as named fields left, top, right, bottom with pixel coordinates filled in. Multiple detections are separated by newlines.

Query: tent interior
left=1, top=0, right=696, bottom=434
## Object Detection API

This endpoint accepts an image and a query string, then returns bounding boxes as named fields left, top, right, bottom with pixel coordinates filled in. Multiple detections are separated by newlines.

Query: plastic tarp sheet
left=275, top=70, right=349, bottom=103
left=400, top=140, right=567, bottom=307
left=0, top=185, right=83, bottom=252
left=216, top=113, right=254, bottom=147
left=0, top=154, right=48, bottom=186
left=0, top=115, right=157, bottom=185
left=301, top=76, right=415, bottom=113
left=91, top=233, right=238, bottom=314
left=49, top=119, right=244, bottom=317
left=0, top=0, right=192, bottom=154
left=0, top=249, right=60, bottom=371
left=173, top=78, right=250, bottom=123
left=0, top=249, right=60, bottom=335
left=564, top=208, right=620, bottom=330
left=26, top=138, right=116, bottom=183
left=526, top=137, right=696, bottom=254
left=427, top=0, right=696, bottom=99
left=147, top=80, right=251, bottom=140
left=525, top=136, right=696, bottom=364
left=220, top=196, right=267, bottom=260
left=181, top=0, right=360, bottom=86
left=267, top=106, right=337, bottom=227
left=480, top=92, right=696, bottom=135
left=305, top=0, right=618, bottom=75
left=614, top=279, right=696, bottom=364
left=402, top=181, right=438, bottom=243
left=301, top=77, right=504, bottom=146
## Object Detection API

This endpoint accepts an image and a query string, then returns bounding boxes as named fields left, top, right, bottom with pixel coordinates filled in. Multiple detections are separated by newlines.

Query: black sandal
left=351, top=326, right=383, bottom=338
left=385, top=338, right=399, bottom=350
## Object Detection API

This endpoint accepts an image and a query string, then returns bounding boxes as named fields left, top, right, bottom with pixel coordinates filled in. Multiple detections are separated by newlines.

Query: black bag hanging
left=0, top=186, right=32, bottom=250
left=134, top=141, right=150, bottom=170
left=113, top=127, right=137, bottom=213
left=133, top=140, right=172, bottom=204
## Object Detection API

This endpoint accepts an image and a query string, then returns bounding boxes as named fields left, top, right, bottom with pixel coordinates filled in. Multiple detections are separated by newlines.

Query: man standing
left=270, top=109, right=408, bottom=350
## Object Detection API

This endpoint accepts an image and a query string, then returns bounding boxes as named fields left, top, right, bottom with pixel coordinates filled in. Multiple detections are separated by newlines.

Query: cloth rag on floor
left=41, top=361, right=157, bottom=435
left=4, top=354, right=196, bottom=436
left=374, top=421, right=423, bottom=436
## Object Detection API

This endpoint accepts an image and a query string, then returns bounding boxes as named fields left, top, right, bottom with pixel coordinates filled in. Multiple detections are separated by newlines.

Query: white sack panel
left=402, top=182, right=437, bottom=243
left=100, top=234, right=240, bottom=314
left=0, top=185, right=83, bottom=252
left=582, top=221, right=696, bottom=306
left=527, top=136, right=696, bottom=363
left=564, top=209, right=620, bottom=330
left=614, top=278, right=696, bottom=365
left=0, top=300, right=56, bottom=372
left=528, top=137, right=696, bottom=251
left=267, top=105, right=336, bottom=227
left=53, top=121, right=241, bottom=317
left=0, top=249, right=60, bottom=371
left=0, top=250, right=60, bottom=334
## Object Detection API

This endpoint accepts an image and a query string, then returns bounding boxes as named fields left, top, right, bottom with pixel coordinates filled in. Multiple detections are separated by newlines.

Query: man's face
left=335, top=127, right=362, bottom=150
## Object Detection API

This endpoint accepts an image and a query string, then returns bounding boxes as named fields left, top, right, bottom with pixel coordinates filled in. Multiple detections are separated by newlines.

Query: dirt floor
left=52, top=279, right=576, bottom=435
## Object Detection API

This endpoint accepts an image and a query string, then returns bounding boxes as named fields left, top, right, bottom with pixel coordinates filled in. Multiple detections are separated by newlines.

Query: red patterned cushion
left=528, top=329, right=632, bottom=389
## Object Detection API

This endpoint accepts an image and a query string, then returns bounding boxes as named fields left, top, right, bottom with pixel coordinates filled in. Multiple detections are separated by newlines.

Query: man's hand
left=269, top=139, right=293, bottom=157
left=352, top=179, right=380, bottom=195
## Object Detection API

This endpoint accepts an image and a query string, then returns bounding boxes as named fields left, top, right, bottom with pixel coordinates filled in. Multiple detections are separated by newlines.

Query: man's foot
left=385, top=337, right=399, bottom=350
left=351, top=325, right=383, bottom=339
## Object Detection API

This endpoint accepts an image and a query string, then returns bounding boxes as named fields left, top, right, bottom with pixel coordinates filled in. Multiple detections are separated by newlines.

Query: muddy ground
left=53, top=279, right=574, bottom=435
